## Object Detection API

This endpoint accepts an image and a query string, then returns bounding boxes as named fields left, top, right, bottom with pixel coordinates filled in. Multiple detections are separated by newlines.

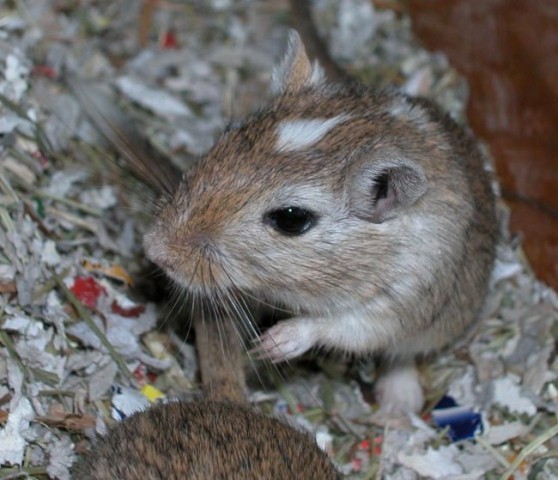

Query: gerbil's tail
left=193, top=306, right=247, bottom=404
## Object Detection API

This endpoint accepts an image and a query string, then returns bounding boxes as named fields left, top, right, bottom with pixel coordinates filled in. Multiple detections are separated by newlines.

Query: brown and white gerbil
left=144, top=30, right=498, bottom=416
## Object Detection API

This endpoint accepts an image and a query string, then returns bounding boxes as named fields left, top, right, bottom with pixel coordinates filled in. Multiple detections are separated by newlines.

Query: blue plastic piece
left=432, top=395, right=483, bottom=442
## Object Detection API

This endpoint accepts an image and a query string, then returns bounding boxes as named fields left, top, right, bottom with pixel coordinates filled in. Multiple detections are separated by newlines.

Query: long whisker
left=159, top=281, right=185, bottom=332
left=65, top=76, right=182, bottom=197
left=218, top=263, right=295, bottom=316
left=212, top=267, right=278, bottom=391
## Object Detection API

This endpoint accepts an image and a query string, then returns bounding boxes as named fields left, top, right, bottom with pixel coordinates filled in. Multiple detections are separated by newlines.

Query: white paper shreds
left=1, top=1, right=557, bottom=479
left=46, top=435, right=75, bottom=480
left=484, top=421, right=529, bottom=445
left=115, top=76, right=192, bottom=118
left=111, top=387, right=150, bottom=420
left=492, top=375, right=537, bottom=416
left=1, top=54, right=30, bottom=101
left=398, top=445, right=464, bottom=478
left=0, top=397, right=34, bottom=465
left=41, top=240, right=61, bottom=267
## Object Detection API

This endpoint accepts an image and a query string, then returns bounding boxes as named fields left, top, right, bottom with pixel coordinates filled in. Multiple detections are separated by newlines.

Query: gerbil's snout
left=143, top=210, right=231, bottom=293
left=142, top=225, right=176, bottom=273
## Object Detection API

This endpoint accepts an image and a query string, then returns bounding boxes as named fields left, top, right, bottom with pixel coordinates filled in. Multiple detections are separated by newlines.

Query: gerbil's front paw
left=250, top=318, right=317, bottom=363
left=373, top=362, right=424, bottom=423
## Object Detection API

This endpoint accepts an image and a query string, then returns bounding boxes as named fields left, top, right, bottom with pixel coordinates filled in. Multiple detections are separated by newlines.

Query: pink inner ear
left=374, top=185, right=397, bottom=220
left=369, top=174, right=397, bottom=223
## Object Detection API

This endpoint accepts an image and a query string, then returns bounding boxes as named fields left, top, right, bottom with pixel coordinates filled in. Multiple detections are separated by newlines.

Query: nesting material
left=0, top=1, right=557, bottom=479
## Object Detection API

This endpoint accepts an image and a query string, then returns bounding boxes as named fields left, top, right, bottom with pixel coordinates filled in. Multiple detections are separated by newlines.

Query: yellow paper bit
left=141, top=384, right=165, bottom=403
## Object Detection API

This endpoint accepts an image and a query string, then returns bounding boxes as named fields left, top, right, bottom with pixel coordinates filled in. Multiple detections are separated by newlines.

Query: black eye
left=264, top=207, right=316, bottom=236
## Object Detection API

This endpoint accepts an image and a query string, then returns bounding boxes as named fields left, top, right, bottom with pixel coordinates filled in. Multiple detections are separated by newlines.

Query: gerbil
left=75, top=400, right=340, bottom=480
left=74, top=302, right=340, bottom=479
left=143, top=30, right=498, bottom=415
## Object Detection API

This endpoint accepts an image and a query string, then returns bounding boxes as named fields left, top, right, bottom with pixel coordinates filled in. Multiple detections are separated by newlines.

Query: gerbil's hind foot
left=250, top=318, right=317, bottom=363
left=372, top=361, right=424, bottom=425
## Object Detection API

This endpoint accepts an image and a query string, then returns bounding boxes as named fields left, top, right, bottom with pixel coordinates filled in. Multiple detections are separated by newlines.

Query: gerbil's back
left=75, top=400, right=340, bottom=480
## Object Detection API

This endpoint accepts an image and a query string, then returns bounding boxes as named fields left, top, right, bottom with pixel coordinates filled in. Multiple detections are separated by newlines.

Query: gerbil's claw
left=249, top=319, right=315, bottom=363
left=248, top=340, right=289, bottom=364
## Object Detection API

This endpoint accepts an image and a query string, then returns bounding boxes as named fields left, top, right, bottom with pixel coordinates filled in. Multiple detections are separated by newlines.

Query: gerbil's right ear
left=350, top=156, right=427, bottom=223
left=271, top=30, right=325, bottom=95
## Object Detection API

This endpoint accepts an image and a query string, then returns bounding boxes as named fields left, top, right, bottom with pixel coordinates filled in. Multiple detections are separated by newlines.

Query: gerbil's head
left=144, top=30, right=438, bottom=313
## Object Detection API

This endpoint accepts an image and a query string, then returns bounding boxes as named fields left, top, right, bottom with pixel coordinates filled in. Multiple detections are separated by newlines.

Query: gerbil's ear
left=271, top=30, right=325, bottom=95
left=350, top=157, right=427, bottom=223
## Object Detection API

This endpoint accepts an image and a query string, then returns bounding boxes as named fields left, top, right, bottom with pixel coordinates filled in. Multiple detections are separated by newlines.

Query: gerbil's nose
left=142, top=229, right=173, bottom=270
left=149, top=253, right=173, bottom=272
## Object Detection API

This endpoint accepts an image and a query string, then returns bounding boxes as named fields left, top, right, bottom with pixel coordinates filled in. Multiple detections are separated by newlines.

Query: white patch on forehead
left=276, top=115, right=349, bottom=153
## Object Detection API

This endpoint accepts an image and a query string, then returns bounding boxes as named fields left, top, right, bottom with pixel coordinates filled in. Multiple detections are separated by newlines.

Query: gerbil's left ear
left=271, top=29, right=325, bottom=95
left=350, top=157, right=427, bottom=223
